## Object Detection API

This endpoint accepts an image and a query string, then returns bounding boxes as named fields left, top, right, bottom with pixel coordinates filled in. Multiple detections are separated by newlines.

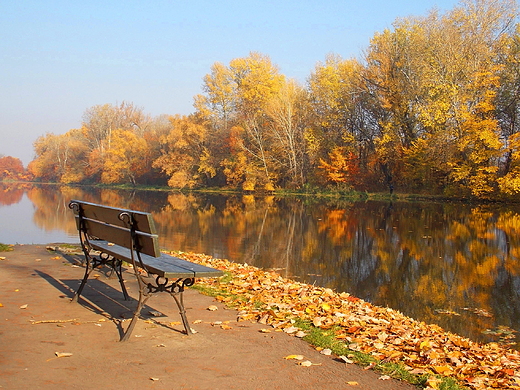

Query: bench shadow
left=34, top=269, right=186, bottom=337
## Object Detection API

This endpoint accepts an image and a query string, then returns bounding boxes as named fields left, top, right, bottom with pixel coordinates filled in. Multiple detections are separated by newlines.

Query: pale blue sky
left=1, top=0, right=461, bottom=165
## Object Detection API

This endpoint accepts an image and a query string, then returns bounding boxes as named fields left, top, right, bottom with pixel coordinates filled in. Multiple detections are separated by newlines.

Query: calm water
left=2, top=182, right=520, bottom=346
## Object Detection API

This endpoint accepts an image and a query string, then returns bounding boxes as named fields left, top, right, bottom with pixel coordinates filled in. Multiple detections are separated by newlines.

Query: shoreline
left=178, top=250, right=520, bottom=390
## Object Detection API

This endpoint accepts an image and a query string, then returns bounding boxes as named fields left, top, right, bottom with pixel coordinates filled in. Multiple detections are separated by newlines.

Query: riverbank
left=1, top=245, right=519, bottom=389
left=0, top=244, right=414, bottom=390
left=177, top=251, right=520, bottom=390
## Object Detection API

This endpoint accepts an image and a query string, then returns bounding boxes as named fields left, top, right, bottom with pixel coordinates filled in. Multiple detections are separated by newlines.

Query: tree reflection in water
left=3, top=182, right=520, bottom=347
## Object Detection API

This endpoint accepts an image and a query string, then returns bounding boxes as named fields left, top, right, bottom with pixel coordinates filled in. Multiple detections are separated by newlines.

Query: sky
left=0, top=0, right=462, bottom=166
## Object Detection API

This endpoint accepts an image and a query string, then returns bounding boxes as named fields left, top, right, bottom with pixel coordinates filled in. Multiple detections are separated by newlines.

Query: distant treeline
left=21, top=0, right=520, bottom=199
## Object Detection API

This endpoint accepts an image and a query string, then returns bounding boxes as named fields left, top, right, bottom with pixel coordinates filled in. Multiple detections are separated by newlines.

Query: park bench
left=68, top=200, right=223, bottom=341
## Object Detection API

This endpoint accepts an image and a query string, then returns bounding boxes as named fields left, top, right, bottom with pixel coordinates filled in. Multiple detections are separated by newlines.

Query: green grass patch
left=0, top=243, right=13, bottom=252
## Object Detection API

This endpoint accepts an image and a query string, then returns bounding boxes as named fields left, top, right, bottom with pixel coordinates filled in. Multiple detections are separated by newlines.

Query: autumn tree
left=152, top=115, right=214, bottom=188
left=497, top=23, right=520, bottom=189
left=362, top=0, right=517, bottom=196
left=318, top=147, right=360, bottom=188
left=264, top=79, right=309, bottom=188
left=195, top=52, right=286, bottom=190
left=101, top=129, right=149, bottom=186
left=0, top=156, right=26, bottom=180
left=29, top=129, right=88, bottom=183
left=308, top=54, right=378, bottom=188
left=82, top=102, right=151, bottom=180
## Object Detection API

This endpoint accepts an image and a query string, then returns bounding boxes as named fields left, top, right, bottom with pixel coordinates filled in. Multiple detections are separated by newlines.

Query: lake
left=1, top=182, right=519, bottom=347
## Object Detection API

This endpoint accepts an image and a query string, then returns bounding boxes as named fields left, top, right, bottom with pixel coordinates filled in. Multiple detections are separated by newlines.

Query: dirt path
left=0, top=245, right=416, bottom=389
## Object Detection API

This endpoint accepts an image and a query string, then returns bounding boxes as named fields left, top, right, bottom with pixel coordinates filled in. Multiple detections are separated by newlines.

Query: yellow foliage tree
left=152, top=115, right=213, bottom=188
left=101, top=129, right=149, bottom=186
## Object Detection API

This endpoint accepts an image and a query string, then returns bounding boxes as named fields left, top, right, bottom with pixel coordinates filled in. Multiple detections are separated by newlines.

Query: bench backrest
left=69, top=200, right=161, bottom=258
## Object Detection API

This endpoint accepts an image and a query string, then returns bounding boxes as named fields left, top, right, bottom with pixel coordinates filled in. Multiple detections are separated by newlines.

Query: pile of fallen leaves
left=175, top=251, right=520, bottom=390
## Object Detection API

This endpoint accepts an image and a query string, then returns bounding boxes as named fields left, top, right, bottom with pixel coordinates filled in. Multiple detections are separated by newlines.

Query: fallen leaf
left=379, top=375, right=391, bottom=380
left=155, top=344, right=166, bottom=348
left=339, top=355, right=354, bottom=364
left=259, top=328, right=271, bottom=333
left=207, top=305, right=218, bottom=311
left=299, top=360, right=314, bottom=367
left=347, top=381, right=359, bottom=386
left=149, top=377, right=159, bottom=381
left=284, top=326, right=299, bottom=334
left=295, top=331, right=306, bottom=338
left=193, top=319, right=202, bottom=324
left=19, top=304, right=28, bottom=309
left=433, top=365, right=452, bottom=375
left=55, top=352, right=73, bottom=358
left=220, top=324, right=233, bottom=330
left=284, top=354, right=304, bottom=360
left=320, top=348, right=332, bottom=356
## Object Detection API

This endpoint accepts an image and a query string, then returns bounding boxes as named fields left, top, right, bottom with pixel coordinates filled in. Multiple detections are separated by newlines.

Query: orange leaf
left=432, top=365, right=452, bottom=375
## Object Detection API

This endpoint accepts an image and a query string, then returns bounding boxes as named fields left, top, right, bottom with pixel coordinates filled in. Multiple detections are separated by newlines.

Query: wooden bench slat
left=91, top=241, right=222, bottom=279
left=71, top=200, right=161, bottom=257
left=76, top=217, right=160, bottom=258
left=73, top=200, right=157, bottom=234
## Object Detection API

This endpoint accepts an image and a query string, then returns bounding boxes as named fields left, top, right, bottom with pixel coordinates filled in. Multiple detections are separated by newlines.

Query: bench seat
left=91, top=240, right=222, bottom=279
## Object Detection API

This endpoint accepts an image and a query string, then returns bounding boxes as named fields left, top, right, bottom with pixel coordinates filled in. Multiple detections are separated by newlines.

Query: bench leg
left=121, top=290, right=151, bottom=342
left=71, top=260, right=93, bottom=302
left=120, top=277, right=195, bottom=341
left=111, top=258, right=129, bottom=301
left=171, top=291, right=192, bottom=335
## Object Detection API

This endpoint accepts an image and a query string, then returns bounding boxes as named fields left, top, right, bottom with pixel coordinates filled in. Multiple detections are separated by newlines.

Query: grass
left=193, top=281, right=468, bottom=390
left=0, top=243, right=13, bottom=252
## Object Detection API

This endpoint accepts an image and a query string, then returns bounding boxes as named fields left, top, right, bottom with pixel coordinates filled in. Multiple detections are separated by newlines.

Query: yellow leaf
left=284, top=354, right=304, bottom=360
left=419, top=340, right=431, bottom=351
left=321, top=303, right=331, bottom=311
left=347, top=381, right=359, bottom=386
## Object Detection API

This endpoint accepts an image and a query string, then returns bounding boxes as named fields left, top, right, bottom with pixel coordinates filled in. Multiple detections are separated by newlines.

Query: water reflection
left=2, top=183, right=520, bottom=346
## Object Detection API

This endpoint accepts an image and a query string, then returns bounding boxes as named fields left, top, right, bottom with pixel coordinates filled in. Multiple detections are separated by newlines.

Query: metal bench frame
left=68, top=200, right=222, bottom=341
